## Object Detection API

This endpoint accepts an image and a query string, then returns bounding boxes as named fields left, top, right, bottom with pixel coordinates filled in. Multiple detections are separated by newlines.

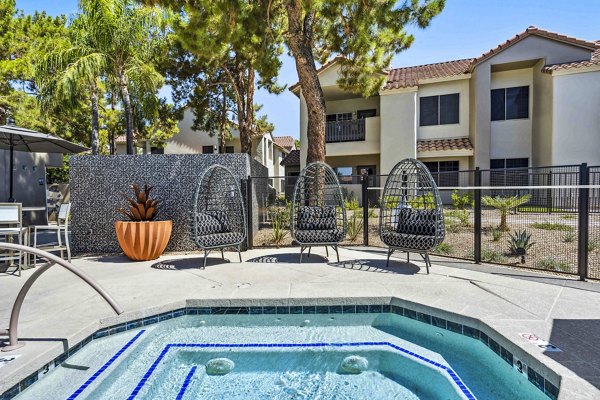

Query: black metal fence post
left=577, top=163, right=589, bottom=281
left=245, top=176, right=254, bottom=250
left=362, top=174, right=369, bottom=246
left=474, top=167, right=482, bottom=264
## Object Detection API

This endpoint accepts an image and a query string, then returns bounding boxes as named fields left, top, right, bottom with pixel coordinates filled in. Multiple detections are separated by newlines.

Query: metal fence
left=246, top=163, right=600, bottom=281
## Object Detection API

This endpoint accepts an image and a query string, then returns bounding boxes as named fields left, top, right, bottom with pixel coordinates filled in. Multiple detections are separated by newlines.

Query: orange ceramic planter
left=115, top=220, right=172, bottom=261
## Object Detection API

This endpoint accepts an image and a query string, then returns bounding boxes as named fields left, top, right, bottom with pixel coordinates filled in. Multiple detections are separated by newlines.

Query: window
left=357, top=109, right=376, bottom=119
left=491, top=86, right=529, bottom=121
left=419, top=94, right=459, bottom=126
left=334, top=166, right=353, bottom=184
left=326, top=113, right=352, bottom=122
left=202, top=145, right=214, bottom=154
left=490, top=158, right=529, bottom=187
left=423, top=160, right=459, bottom=187
left=225, top=146, right=235, bottom=153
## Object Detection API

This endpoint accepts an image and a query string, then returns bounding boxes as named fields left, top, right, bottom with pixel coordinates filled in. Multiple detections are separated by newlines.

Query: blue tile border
left=128, top=341, right=476, bottom=400
left=175, top=366, right=197, bottom=400
left=0, top=304, right=559, bottom=400
left=66, top=330, right=145, bottom=400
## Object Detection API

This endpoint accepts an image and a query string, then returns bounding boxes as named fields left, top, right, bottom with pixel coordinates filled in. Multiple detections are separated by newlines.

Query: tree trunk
left=90, top=84, right=99, bottom=155
left=224, top=60, right=254, bottom=155
left=219, top=86, right=227, bottom=153
left=118, top=71, right=134, bottom=155
left=285, top=0, right=326, bottom=163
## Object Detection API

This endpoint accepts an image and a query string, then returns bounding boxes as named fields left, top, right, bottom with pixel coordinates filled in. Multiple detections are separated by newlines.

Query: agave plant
left=117, top=184, right=160, bottom=221
left=508, top=230, right=535, bottom=255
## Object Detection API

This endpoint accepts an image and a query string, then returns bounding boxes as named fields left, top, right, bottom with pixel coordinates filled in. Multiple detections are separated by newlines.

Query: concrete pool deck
left=1, top=246, right=600, bottom=399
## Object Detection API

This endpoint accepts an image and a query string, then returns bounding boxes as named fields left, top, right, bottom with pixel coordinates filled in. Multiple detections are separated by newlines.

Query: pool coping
left=1, top=298, right=559, bottom=400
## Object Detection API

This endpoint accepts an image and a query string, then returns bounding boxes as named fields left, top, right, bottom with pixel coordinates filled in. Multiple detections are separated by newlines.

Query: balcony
left=326, top=119, right=366, bottom=143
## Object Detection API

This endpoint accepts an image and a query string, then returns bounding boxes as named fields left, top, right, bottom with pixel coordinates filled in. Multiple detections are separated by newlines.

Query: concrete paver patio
left=1, top=246, right=600, bottom=399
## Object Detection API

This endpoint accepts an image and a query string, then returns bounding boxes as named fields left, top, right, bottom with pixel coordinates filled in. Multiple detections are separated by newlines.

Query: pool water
left=15, top=313, right=548, bottom=400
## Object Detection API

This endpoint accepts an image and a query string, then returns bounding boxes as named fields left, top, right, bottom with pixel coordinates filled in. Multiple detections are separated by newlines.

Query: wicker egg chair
left=193, top=165, right=246, bottom=268
left=379, top=158, right=445, bottom=273
left=290, top=161, right=347, bottom=263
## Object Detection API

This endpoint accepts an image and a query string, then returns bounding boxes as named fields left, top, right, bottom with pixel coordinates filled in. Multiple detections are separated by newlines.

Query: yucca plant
left=347, top=211, right=364, bottom=242
left=508, top=230, right=535, bottom=255
left=482, top=194, right=531, bottom=231
left=117, top=184, right=160, bottom=221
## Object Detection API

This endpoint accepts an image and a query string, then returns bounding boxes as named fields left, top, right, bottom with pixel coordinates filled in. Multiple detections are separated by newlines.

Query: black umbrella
left=0, top=125, right=89, bottom=202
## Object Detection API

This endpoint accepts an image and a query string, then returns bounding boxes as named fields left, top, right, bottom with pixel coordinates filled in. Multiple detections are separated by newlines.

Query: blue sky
left=18, top=0, right=600, bottom=139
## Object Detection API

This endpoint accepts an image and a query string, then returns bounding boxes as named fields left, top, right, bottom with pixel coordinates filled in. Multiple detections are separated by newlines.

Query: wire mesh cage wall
left=193, top=165, right=246, bottom=267
left=379, top=158, right=445, bottom=272
left=587, top=166, right=600, bottom=279
left=290, top=162, right=347, bottom=260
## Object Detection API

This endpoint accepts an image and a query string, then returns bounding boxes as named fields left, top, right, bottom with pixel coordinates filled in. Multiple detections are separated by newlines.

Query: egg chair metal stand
left=290, top=162, right=347, bottom=263
left=379, top=158, right=445, bottom=273
left=193, top=165, right=247, bottom=268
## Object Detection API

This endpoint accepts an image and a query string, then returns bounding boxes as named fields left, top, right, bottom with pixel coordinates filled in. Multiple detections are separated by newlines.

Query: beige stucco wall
left=469, top=63, right=492, bottom=169
left=551, top=69, right=600, bottom=166
left=325, top=96, right=379, bottom=116
left=490, top=68, right=533, bottom=161
left=417, top=78, right=470, bottom=139
left=326, top=116, right=380, bottom=157
left=166, top=109, right=241, bottom=154
left=326, top=154, right=380, bottom=172
left=379, top=89, right=418, bottom=174
left=531, top=60, right=553, bottom=167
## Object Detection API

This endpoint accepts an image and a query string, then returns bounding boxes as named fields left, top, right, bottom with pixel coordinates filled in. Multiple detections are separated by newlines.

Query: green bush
left=446, top=210, right=470, bottom=227
left=481, top=249, right=506, bottom=263
left=588, top=240, right=598, bottom=252
left=408, top=193, right=435, bottom=209
left=490, top=227, right=503, bottom=242
left=435, top=242, right=454, bottom=255
left=451, top=190, right=473, bottom=210
left=345, top=196, right=360, bottom=211
left=530, top=222, right=573, bottom=231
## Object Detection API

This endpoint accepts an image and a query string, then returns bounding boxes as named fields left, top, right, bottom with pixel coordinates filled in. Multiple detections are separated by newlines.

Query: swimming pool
left=11, top=307, right=555, bottom=400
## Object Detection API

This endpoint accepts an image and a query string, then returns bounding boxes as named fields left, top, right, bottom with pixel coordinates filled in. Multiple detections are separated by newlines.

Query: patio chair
left=379, top=158, right=445, bottom=273
left=0, top=203, right=29, bottom=276
left=32, top=202, right=71, bottom=265
left=290, top=161, right=347, bottom=263
left=193, top=165, right=246, bottom=268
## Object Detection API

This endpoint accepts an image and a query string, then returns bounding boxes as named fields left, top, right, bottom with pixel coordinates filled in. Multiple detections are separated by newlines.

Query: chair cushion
left=196, top=232, right=244, bottom=248
left=295, top=229, right=344, bottom=244
left=381, top=231, right=437, bottom=251
left=196, top=211, right=230, bottom=235
left=297, top=206, right=337, bottom=230
left=396, top=208, right=438, bottom=236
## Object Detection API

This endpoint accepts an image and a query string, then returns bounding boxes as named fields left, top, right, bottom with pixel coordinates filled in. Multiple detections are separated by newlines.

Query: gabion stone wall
left=70, top=154, right=265, bottom=255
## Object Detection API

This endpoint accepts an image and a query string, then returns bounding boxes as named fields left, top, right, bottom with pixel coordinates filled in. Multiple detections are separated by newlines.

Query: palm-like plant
left=482, top=194, right=531, bottom=231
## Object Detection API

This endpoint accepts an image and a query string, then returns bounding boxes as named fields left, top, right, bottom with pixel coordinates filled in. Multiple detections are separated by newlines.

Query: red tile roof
left=542, top=46, right=600, bottom=73
left=273, top=136, right=295, bottom=152
left=471, top=26, right=598, bottom=70
left=417, top=138, right=473, bottom=153
left=280, top=149, right=300, bottom=166
left=289, top=27, right=599, bottom=93
left=383, top=59, right=472, bottom=90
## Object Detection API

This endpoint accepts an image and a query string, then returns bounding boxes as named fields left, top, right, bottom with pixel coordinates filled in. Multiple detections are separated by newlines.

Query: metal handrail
left=0, top=242, right=123, bottom=352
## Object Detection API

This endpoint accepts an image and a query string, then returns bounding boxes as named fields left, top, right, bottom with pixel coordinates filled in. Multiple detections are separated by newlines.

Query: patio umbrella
left=0, top=125, right=89, bottom=202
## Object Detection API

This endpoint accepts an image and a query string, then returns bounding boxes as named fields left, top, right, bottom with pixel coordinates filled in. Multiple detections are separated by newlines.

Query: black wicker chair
left=290, top=162, right=347, bottom=263
left=379, top=158, right=445, bottom=273
left=193, top=165, right=246, bottom=268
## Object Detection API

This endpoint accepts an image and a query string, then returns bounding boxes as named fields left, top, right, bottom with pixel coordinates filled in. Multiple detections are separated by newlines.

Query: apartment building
left=291, top=27, right=600, bottom=184
left=164, top=109, right=295, bottom=194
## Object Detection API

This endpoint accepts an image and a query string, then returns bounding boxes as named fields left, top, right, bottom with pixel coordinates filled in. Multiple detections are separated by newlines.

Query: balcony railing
left=325, top=119, right=366, bottom=143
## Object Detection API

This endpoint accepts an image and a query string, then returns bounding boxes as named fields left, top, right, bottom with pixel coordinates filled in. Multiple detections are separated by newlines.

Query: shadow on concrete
left=151, top=257, right=231, bottom=270
left=328, top=259, right=421, bottom=274
left=246, top=253, right=329, bottom=264
left=546, top=319, right=600, bottom=390
left=90, top=254, right=132, bottom=263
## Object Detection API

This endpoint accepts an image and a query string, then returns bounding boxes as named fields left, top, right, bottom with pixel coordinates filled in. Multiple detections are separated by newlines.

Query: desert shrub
left=482, top=194, right=531, bottom=231
left=562, top=232, right=576, bottom=243
left=481, top=249, right=506, bottom=263
left=537, top=257, right=571, bottom=272
left=507, top=230, right=535, bottom=255
left=451, top=190, right=473, bottom=210
left=435, top=242, right=454, bottom=255
left=588, top=240, right=598, bottom=252
left=530, top=222, right=573, bottom=231
left=345, top=195, right=360, bottom=211
left=346, top=211, right=364, bottom=242
left=490, top=227, right=503, bottom=242
left=446, top=210, right=470, bottom=227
